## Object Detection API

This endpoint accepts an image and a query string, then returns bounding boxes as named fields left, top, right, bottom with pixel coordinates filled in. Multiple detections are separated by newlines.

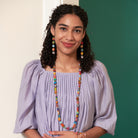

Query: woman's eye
left=74, top=30, right=81, bottom=33
left=60, top=27, right=66, bottom=31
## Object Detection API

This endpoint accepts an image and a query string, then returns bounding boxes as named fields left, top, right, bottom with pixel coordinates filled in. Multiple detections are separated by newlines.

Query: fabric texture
left=14, top=59, right=117, bottom=136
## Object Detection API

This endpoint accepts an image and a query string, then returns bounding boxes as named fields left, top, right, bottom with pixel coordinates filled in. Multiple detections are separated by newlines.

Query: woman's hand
left=42, top=131, right=78, bottom=138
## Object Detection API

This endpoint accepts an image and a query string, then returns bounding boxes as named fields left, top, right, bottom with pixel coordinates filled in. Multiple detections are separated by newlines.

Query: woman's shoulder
left=88, top=60, right=109, bottom=77
left=25, top=59, right=41, bottom=67
left=93, top=60, right=107, bottom=70
left=23, top=59, right=43, bottom=75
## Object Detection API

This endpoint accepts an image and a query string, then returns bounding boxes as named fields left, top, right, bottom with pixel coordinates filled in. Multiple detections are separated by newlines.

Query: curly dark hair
left=40, top=4, right=95, bottom=73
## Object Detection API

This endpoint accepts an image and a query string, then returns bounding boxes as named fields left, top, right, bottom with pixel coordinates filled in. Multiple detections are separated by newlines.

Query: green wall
left=80, top=0, right=138, bottom=138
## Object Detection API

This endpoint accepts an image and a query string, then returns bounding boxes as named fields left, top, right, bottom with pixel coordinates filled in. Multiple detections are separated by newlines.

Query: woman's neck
left=55, top=54, right=80, bottom=73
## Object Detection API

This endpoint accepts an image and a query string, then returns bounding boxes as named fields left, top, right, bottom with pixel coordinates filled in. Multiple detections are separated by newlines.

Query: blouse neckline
left=40, top=66, right=79, bottom=76
left=39, top=61, right=80, bottom=75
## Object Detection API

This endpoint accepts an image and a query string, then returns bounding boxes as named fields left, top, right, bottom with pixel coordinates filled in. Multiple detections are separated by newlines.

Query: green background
left=80, top=0, right=138, bottom=138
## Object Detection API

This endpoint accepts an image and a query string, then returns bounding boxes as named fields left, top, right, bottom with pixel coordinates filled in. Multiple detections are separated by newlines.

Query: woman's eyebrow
left=74, top=26, right=83, bottom=29
left=58, top=24, right=68, bottom=27
left=58, top=24, right=83, bottom=29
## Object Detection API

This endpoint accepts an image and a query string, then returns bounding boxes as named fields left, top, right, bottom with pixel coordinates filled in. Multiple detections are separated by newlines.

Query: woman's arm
left=81, top=126, right=107, bottom=138
left=43, top=126, right=106, bottom=138
left=23, top=129, right=42, bottom=138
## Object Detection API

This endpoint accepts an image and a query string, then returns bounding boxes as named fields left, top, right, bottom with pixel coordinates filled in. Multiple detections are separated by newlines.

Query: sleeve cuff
left=93, top=120, right=116, bottom=135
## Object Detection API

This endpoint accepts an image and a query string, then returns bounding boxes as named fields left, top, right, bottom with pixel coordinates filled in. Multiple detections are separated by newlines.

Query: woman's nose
left=66, top=31, right=74, bottom=41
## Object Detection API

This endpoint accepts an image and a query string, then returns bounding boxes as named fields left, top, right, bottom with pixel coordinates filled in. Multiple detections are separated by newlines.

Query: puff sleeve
left=14, top=60, right=40, bottom=133
left=93, top=61, right=117, bottom=135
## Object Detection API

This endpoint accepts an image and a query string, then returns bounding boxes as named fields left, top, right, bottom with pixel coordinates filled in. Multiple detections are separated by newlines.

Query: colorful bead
left=80, top=41, right=83, bottom=59
left=52, top=37, right=55, bottom=55
left=73, top=124, right=76, bottom=128
left=66, top=127, right=70, bottom=130
left=76, top=117, right=78, bottom=120
left=58, top=118, right=61, bottom=121
left=61, top=123, right=65, bottom=127
left=81, top=48, right=84, bottom=51
left=53, top=65, right=81, bottom=130
left=76, top=111, right=79, bottom=115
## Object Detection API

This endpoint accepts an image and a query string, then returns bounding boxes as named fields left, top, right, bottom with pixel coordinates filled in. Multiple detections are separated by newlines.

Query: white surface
left=42, top=0, right=61, bottom=32
left=61, top=0, right=79, bottom=5
left=0, top=0, right=60, bottom=137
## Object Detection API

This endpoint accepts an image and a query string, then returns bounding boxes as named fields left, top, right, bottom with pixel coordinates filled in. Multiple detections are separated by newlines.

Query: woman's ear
left=50, top=25, right=55, bottom=36
left=82, top=31, right=86, bottom=39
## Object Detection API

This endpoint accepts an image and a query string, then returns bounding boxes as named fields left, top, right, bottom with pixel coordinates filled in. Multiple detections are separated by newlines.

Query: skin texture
left=23, top=129, right=42, bottom=138
left=51, top=14, right=85, bottom=59
left=49, top=14, right=85, bottom=73
left=42, top=126, right=107, bottom=138
left=23, top=14, right=107, bottom=138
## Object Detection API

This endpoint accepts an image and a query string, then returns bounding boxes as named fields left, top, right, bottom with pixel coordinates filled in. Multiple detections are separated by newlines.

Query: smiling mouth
left=62, top=42, right=75, bottom=48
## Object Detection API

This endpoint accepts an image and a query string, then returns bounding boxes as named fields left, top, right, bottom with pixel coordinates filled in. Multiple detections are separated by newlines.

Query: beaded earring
left=52, top=37, right=55, bottom=54
left=80, top=41, right=84, bottom=59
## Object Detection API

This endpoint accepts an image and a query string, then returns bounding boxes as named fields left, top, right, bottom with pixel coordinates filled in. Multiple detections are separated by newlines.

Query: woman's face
left=51, top=14, right=85, bottom=57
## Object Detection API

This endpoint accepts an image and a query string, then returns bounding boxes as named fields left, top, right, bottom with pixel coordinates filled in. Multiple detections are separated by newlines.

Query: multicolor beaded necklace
left=53, top=65, right=81, bottom=130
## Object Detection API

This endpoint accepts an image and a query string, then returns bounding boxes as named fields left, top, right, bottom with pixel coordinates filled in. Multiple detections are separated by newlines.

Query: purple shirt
left=14, top=59, right=117, bottom=136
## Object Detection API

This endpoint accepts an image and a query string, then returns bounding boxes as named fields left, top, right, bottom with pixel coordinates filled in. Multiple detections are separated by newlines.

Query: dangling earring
left=52, top=36, right=55, bottom=55
left=80, top=41, right=83, bottom=59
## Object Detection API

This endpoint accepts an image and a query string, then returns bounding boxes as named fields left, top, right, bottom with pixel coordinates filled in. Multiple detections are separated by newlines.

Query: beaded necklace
left=53, top=65, right=81, bottom=130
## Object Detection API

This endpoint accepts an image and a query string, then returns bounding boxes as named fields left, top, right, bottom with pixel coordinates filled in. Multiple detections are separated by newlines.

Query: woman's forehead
left=56, top=14, right=83, bottom=28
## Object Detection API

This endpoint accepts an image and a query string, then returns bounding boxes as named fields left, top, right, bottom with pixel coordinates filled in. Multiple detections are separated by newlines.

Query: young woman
left=14, top=4, right=117, bottom=138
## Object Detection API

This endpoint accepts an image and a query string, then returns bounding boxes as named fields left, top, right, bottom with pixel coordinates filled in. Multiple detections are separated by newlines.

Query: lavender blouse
left=14, top=59, right=117, bottom=136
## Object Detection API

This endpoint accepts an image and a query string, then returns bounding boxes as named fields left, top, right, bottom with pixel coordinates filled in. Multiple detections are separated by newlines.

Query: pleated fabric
left=14, top=59, right=117, bottom=136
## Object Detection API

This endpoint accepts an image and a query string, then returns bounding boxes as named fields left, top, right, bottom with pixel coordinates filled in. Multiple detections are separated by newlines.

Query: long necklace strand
left=53, top=65, right=81, bottom=130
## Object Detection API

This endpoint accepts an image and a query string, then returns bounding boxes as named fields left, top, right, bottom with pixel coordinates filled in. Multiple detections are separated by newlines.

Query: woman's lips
left=62, top=42, right=75, bottom=48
